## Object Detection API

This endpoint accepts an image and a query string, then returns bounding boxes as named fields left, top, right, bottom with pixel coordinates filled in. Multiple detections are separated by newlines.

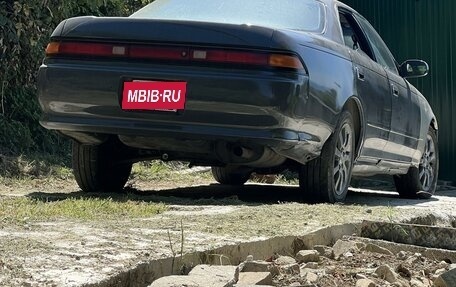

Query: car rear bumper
left=41, top=113, right=323, bottom=166
left=38, top=59, right=333, bottom=165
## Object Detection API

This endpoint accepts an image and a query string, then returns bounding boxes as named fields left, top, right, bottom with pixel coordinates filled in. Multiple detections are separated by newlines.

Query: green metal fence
left=341, top=0, right=456, bottom=182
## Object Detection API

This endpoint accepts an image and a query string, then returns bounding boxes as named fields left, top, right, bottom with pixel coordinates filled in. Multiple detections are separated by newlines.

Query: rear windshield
left=131, top=0, right=326, bottom=33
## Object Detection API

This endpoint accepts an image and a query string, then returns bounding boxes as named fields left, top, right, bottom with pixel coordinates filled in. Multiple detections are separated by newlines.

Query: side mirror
left=399, top=60, right=429, bottom=78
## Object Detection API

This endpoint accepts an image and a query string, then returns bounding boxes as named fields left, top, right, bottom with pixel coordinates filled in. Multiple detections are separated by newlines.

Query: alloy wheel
left=419, top=134, right=437, bottom=191
left=333, top=123, right=353, bottom=196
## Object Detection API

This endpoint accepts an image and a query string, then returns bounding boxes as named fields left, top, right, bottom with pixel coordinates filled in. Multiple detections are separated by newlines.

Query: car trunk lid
left=54, top=16, right=276, bottom=49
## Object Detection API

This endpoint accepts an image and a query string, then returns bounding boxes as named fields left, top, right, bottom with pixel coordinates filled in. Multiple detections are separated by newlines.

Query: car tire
left=72, top=141, right=132, bottom=193
left=211, top=166, right=251, bottom=185
left=299, top=110, right=355, bottom=203
left=393, top=128, right=439, bottom=199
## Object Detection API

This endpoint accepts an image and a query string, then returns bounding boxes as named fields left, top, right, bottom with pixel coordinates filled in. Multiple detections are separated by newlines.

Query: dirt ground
left=0, top=175, right=455, bottom=286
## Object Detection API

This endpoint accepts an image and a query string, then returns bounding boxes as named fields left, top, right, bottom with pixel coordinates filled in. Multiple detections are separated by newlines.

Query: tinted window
left=131, top=0, right=326, bottom=32
left=339, top=13, right=357, bottom=49
left=355, top=15, right=398, bottom=73
left=338, top=12, right=375, bottom=59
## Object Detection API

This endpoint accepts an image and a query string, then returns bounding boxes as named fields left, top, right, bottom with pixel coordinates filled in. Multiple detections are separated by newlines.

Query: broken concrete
left=295, top=250, right=319, bottom=263
left=375, top=265, right=398, bottom=283
left=273, top=256, right=296, bottom=266
left=434, top=269, right=456, bottom=287
left=361, top=243, right=394, bottom=256
left=332, top=239, right=359, bottom=260
left=241, top=261, right=272, bottom=273
left=150, top=265, right=238, bottom=287
left=149, top=275, right=226, bottom=287
left=346, top=236, right=456, bottom=263
left=361, top=220, right=456, bottom=250
left=356, top=278, right=376, bottom=287
left=237, top=272, right=272, bottom=285
left=313, top=245, right=334, bottom=259
left=102, top=220, right=456, bottom=286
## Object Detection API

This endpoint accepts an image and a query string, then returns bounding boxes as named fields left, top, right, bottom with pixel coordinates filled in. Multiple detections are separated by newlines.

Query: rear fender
left=293, top=41, right=356, bottom=147
left=342, top=97, right=365, bottom=160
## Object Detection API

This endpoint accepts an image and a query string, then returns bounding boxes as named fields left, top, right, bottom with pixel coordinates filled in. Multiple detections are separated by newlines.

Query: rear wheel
left=72, top=141, right=132, bottom=193
left=394, top=128, right=439, bottom=199
left=299, top=111, right=355, bottom=203
left=211, top=166, right=251, bottom=185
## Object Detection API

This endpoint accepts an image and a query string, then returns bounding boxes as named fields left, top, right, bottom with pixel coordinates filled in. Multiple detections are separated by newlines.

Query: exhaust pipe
left=232, top=146, right=255, bottom=159
left=215, top=142, right=286, bottom=168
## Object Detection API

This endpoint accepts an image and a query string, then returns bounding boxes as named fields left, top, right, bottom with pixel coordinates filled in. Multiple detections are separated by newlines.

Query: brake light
left=46, top=41, right=304, bottom=70
left=59, top=42, right=118, bottom=57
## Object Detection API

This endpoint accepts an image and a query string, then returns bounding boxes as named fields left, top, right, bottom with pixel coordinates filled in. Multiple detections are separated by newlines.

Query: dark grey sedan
left=38, top=0, right=439, bottom=202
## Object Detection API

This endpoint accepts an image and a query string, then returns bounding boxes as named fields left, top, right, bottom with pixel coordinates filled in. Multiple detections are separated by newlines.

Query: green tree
left=0, top=0, right=151, bottom=155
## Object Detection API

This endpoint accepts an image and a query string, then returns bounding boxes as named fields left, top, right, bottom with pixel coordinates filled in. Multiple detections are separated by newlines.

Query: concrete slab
left=434, top=269, right=456, bottom=287
left=237, top=272, right=272, bottom=285
left=361, top=220, right=456, bottom=250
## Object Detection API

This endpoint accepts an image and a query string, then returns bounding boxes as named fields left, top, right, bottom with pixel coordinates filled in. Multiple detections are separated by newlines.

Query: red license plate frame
left=122, top=80, right=187, bottom=111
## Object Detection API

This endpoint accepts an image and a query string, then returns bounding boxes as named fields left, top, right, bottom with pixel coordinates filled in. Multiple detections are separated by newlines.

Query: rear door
left=338, top=11, right=392, bottom=161
left=354, top=15, right=421, bottom=163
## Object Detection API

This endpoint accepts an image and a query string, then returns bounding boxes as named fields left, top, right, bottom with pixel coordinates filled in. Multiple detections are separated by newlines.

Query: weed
left=167, top=219, right=187, bottom=274
left=385, top=203, right=409, bottom=241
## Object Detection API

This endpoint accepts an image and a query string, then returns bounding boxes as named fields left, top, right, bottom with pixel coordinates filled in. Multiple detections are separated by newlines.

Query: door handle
left=391, top=84, right=399, bottom=96
left=356, top=67, right=365, bottom=81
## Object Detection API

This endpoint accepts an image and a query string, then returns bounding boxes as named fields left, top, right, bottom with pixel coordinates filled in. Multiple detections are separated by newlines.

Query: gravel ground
left=0, top=176, right=455, bottom=286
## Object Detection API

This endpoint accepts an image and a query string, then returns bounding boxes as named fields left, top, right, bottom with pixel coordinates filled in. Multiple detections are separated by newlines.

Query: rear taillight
left=62, top=42, right=116, bottom=56
left=192, top=50, right=269, bottom=66
left=46, top=42, right=127, bottom=57
left=46, top=41, right=304, bottom=70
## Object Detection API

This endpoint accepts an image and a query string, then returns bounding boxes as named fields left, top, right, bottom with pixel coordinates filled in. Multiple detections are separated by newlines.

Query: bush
left=0, top=0, right=151, bottom=156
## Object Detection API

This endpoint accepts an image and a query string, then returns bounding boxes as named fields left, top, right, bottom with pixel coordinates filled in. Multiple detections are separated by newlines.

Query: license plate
left=122, top=80, right=187, bottom=111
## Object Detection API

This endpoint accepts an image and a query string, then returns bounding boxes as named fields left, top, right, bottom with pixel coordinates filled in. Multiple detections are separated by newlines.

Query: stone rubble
left=295, top=250, right=320, bottom=264
left=149, top=237, right=456, bottom=287
left=237, top=272, right=273, bottom=285
left=434, top=268, right=456, bottom=287
left=150, top=265, right=238, bottom=287
left=312, top=245, right=334, bottom=259
left=356, top=278, right=376, bottom=287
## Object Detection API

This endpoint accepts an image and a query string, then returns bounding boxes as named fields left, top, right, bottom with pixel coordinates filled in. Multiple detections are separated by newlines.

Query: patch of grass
left=0, top=196, right=167, bottom=224
left=0, top=153, right=71, bottom=179
left=192, top=203, right=391, bottom=237
left=0, top=157, right=215, bottom=194
left=131, top=161, right=180, bottom=181
left=128, top=161, right=213, bottom=188
left=275, top=174, right=299, bottom=185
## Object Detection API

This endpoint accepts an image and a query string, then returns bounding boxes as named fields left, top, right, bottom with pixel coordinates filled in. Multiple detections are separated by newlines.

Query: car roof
left=320, top=0, right=339, bottom=5
left=324, top=0, right=349, bottom=6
